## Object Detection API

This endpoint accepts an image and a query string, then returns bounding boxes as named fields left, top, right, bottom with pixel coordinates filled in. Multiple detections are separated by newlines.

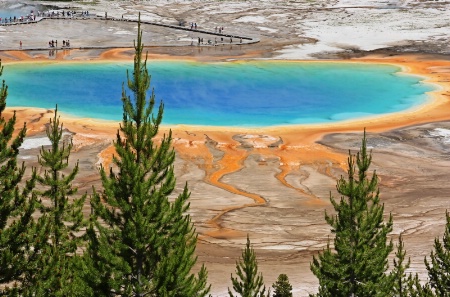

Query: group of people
left=193, top=36, right=243, bottom=46
left=0, top=14, right=35, bottom=24
left=187, top=22, right=226, bottom=34
left=41, top=10, right=90, bottom=18
left=48, top=39, right=70, bottom=48
left=0, top=9, right=91, bottom=25
left=215, top=26, right=225, bottom=34
left=186, top=22, right=245, bottom=46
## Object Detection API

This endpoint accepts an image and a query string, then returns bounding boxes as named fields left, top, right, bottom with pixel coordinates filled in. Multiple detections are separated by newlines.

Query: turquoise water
left=2, top=61, right=434, bottom=127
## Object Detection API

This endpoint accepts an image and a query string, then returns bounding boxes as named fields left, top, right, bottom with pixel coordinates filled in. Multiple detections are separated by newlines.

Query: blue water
left=2, top=61, right=434, bottom=127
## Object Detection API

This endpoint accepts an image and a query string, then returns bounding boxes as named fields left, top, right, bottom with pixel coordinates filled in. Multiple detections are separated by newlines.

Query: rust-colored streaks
left=206, top=145, right=267, bottom=229
left=97, top=144, right=117, bottom=169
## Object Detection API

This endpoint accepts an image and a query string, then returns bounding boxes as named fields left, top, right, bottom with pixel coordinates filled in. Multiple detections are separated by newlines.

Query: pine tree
left=407, top=274, right=435, bottom=297
left=86, top=16, right=210, bottom=297
left=424, top=210, right=450, bottom=296
left=0, top=60, right=38, bottom=294
left=228, top=235, right=268, bottom=297
left=389, top=235, right=411, bottom=296
left=24, top=106, right=88, bottom=296
left=310, top=130, right=393, bottom=297
left=272, top=274, right=293, bottom=297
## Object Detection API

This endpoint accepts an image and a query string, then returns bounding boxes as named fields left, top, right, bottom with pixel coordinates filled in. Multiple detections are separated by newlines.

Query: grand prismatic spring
left=3, top=61, right=434, bottom=127
left=1, top=0, right=450, bottom=295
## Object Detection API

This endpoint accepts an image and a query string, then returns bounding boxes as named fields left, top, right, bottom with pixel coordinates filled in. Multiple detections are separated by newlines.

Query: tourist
left=19, top=41, right=22, bottom=48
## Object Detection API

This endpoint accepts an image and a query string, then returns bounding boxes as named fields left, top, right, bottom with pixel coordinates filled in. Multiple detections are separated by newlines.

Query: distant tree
left=389, top=235, right=411, bottom=296
left=24, top=106, right=88, bottom=296
left=310, top=130, right=394, bottom=297
left=272, top=274, right=293, bottom=297
left=0, top=60, right=38, bottom=295
left=424, top=210, right=450, bottom=296
left=86, top=16, right=210, bottom=296
left=228, top=235, right=269, bottom=297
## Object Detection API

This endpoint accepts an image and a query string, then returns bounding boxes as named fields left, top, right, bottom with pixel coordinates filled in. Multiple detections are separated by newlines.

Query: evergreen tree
left=0, top=60, right=38, bottom=294
left=272, top=274, right=293, bottom=297
left=389, top=235, right=411, bottom=296
left=310, top=130, right=393, bottom=297
left=424, top=210, right=450, bottom=296
left=86, top=16, right=209, bottom=297
left=25, top=106, right=88, bottom=296
left=407, top=274, right=435, bottom=297
left=228, top=235, right=268, bottom=297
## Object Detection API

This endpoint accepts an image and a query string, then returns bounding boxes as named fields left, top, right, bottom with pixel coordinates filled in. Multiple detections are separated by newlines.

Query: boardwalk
left=0, top=14, right=259, bottom=51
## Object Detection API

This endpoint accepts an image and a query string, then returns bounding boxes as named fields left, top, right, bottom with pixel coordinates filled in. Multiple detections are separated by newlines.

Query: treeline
left=1, top=19, right=449, bottom=297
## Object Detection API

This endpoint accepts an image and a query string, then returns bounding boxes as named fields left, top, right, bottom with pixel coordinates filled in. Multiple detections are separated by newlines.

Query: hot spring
left=2, top=61, right=435, bottom=127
